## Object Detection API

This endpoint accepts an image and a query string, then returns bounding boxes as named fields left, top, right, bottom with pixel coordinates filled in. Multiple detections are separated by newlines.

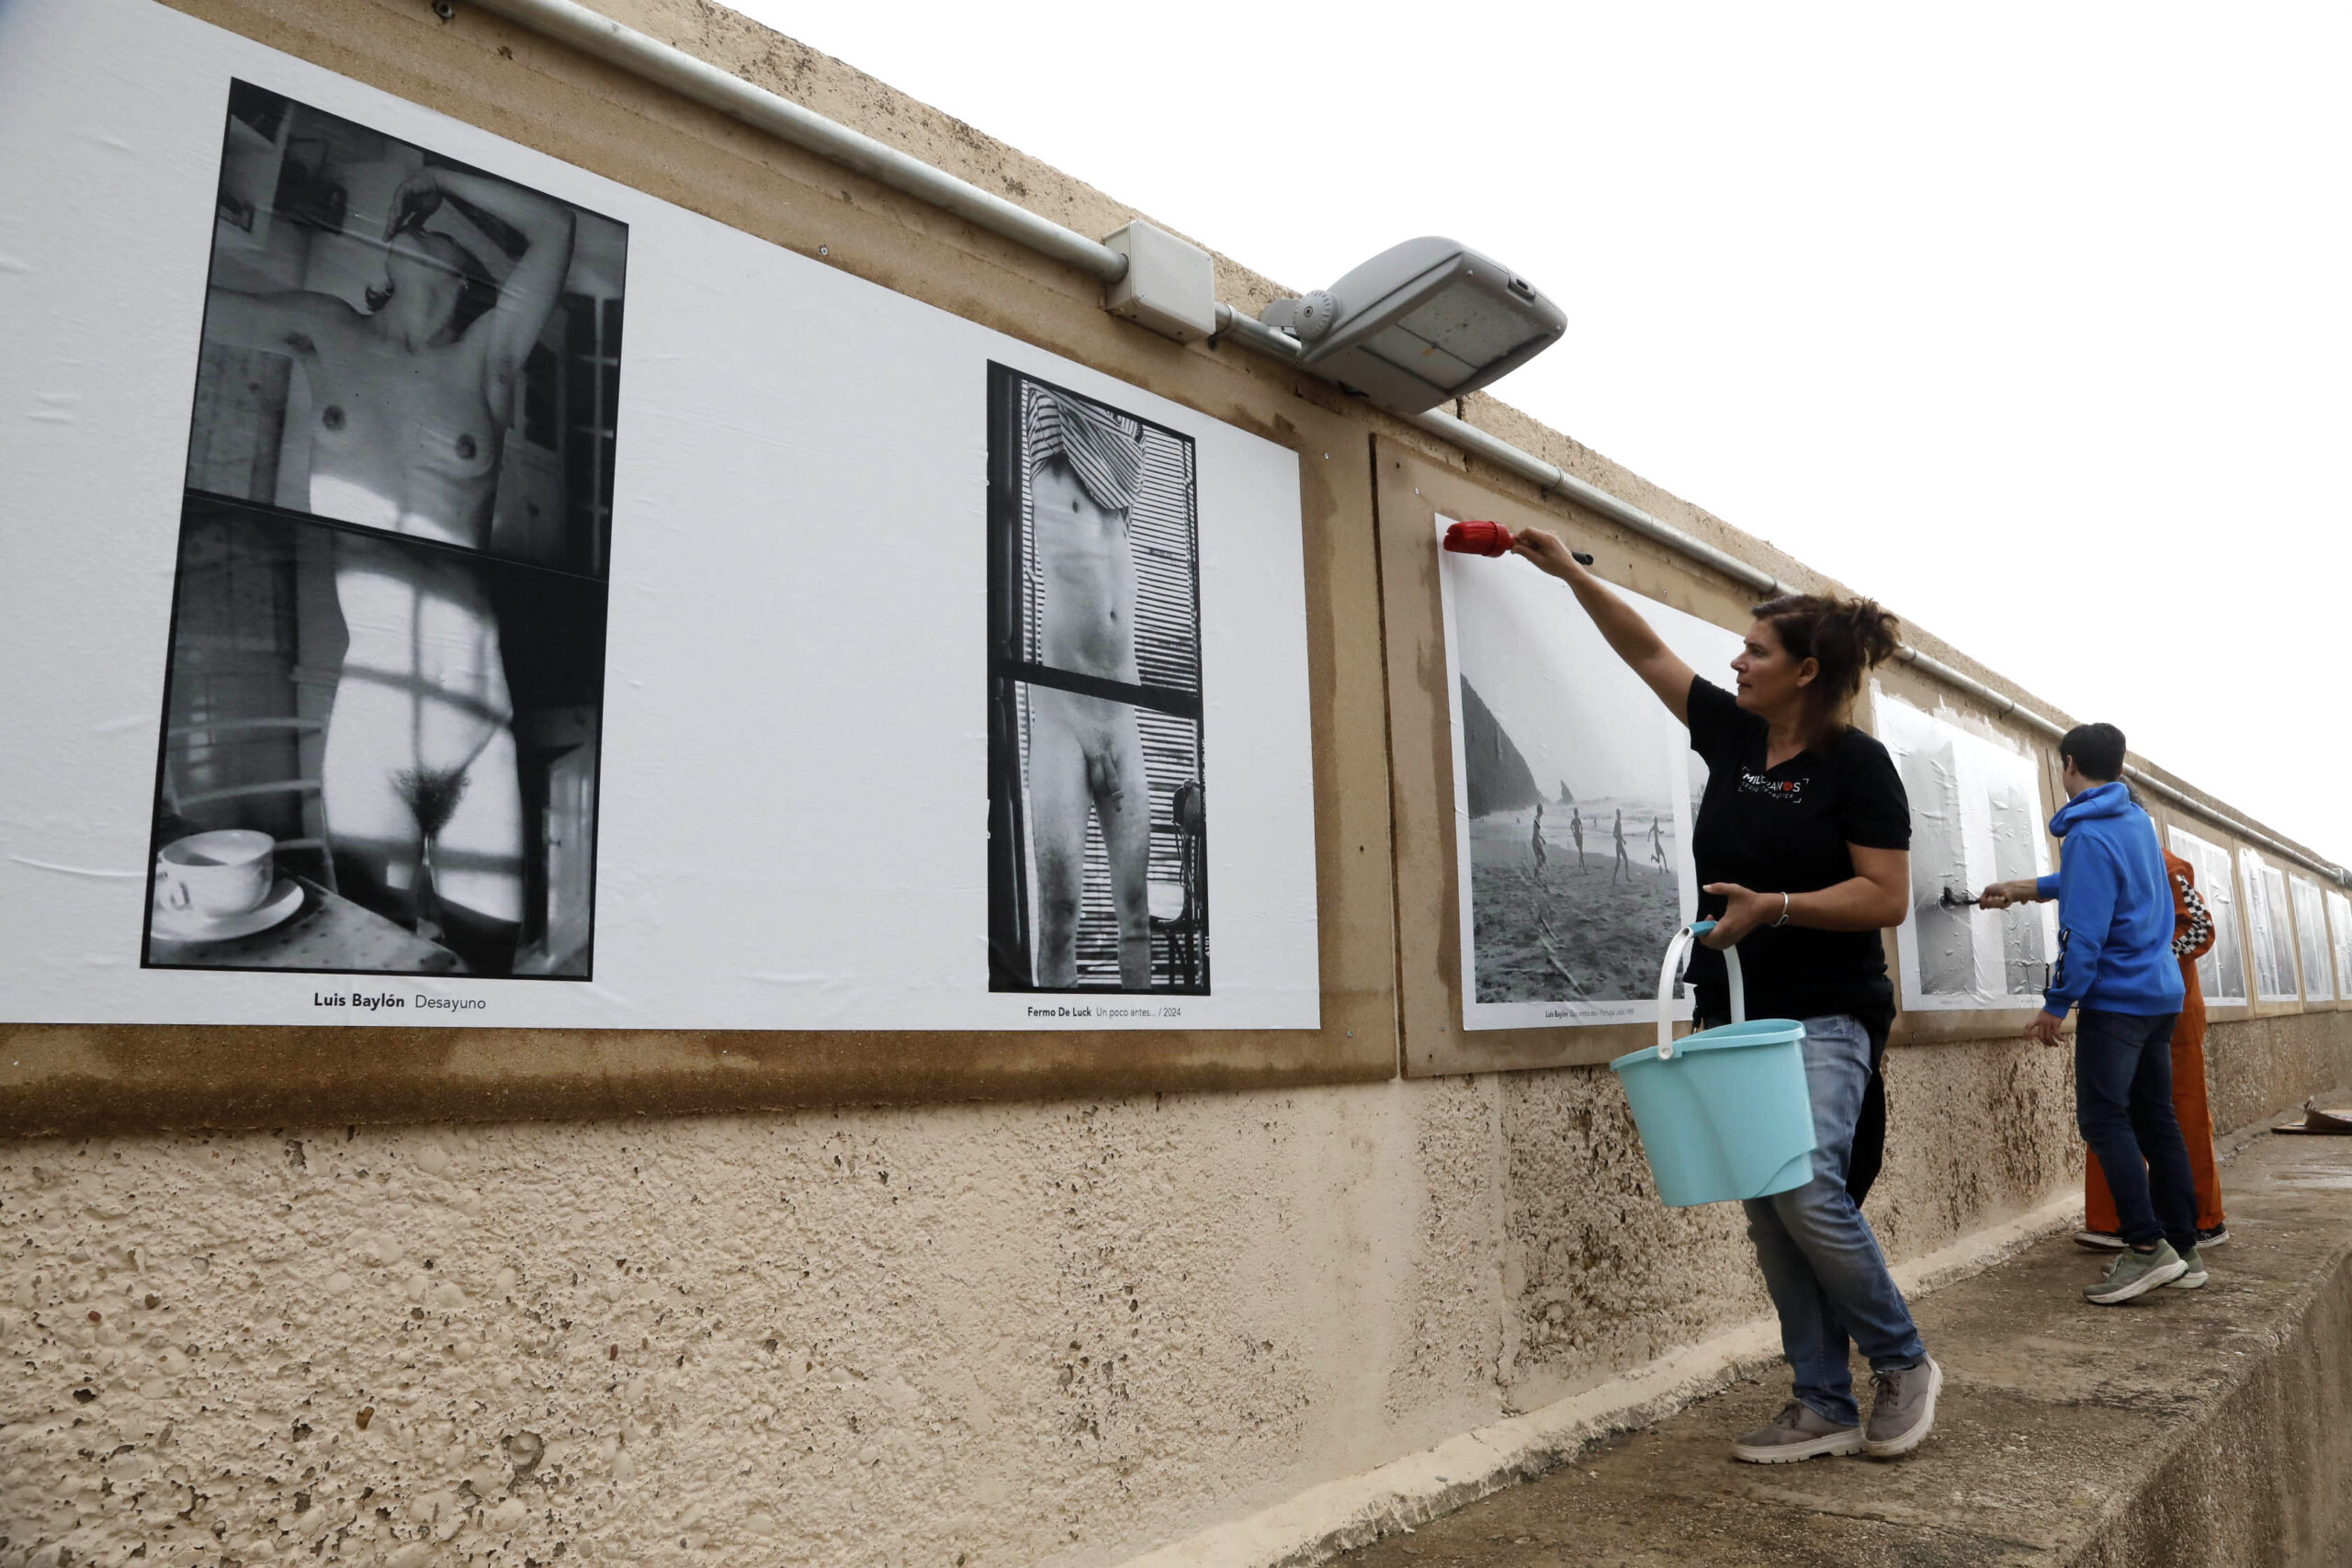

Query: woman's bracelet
left=1771, top=891, right=1792, bottom=928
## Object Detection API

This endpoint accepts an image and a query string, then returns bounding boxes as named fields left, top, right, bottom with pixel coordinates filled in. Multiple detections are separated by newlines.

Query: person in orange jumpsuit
left=2077, top=848, right=2228, bottom=1249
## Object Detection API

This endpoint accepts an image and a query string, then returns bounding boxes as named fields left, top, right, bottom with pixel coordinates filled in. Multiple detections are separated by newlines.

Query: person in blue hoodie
left=1981, top=723, right=2199, bottom=1303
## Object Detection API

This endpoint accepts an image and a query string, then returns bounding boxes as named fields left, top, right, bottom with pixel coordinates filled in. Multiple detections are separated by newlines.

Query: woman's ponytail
left=1748, top=593, right=1901, bottom=741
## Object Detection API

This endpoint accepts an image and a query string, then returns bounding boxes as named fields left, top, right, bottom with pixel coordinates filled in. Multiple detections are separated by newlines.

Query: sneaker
left=2085, top=1242, right=2188, bottom=1303
left=1731, top=1401, right=1863, bottom=1464
left=2196, top=1224, right=2229, bottom=1248
left=1862, top=1357, right=1941, bottom=1459
left=2168, top=1247, right=2209, bottom=1289
left=2074, top=1229, right=2128, bottom=1251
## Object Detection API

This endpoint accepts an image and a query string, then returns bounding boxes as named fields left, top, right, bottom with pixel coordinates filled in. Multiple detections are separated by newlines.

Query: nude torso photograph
left=989, top=374, right=1206, bottom=994
left=150, top=84, right=620, bottom=980
left=1026, top=396, right=1154, bottom=989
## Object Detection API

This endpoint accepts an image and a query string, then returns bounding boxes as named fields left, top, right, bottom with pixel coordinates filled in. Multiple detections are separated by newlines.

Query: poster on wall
left=2290, top=874, right=2335, bottom=1004
left=2327, top=889, right=2352, bottom=1003
left=1435, top=521, right=1743, bottom=1029
left=986, top=368, right=1207, bottom=996
left=153, top=82, right=625, bottom=981
left=2240, top=850, right=2301, bottom=1004
left=1871, top=688, right=2058, bottom=1011
left=2170, top=827, right=2250, bottom=1006
left=0, top=0, right=1320, bottom=1030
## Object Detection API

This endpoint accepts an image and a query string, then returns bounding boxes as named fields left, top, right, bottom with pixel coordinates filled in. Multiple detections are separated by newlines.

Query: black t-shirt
left=1684, top=676, right=1910, bottom=1026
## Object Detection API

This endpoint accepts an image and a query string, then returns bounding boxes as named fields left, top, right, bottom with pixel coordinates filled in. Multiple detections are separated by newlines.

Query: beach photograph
left=1438, top=524, right=1741, bottom=1027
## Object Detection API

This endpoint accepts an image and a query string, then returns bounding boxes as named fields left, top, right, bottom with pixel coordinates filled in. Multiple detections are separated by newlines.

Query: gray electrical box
left=1102, top=220, right=1218, bottom=344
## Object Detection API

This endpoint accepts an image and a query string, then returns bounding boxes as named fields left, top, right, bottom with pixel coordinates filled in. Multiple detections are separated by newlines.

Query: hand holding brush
left=1444, top=520, right=1594, bottom=567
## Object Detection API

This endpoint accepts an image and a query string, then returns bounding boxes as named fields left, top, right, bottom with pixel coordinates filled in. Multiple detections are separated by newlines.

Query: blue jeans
left=2074, top=1008, right=2197, bottom=1254
left=1737, top=1013, right=1927, bottom=1427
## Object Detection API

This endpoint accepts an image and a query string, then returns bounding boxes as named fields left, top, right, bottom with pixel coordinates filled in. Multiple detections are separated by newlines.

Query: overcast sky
left=740, top=1, right=2349, bottom=865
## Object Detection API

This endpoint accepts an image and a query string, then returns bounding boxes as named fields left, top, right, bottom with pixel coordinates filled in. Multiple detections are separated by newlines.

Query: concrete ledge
left=1326, top=1130, right=2352, bottom=1567
left=1119, top=1190, right=2085, bottom=1568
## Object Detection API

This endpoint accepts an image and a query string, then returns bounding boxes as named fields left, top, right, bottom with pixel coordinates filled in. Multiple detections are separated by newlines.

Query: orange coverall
left=2085, top=848, right=2225, bottom=1233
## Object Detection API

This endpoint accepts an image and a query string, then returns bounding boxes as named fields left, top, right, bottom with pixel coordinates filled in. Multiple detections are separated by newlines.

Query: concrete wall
left=4, top=3, right=2350, bottom=1566
left=2, top=1047, right=2091, bottom=1567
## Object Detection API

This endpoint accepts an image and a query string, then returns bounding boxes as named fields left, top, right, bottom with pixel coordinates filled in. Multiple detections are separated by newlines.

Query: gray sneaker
left=2085, top=1242, right=2188, bottom=1303
left=2167, top=1246, right=2209, bottom=1289
left=1862, top=1356, right=1941, bottom=1458
left=1730, top=1401, right=1863, bottom=1464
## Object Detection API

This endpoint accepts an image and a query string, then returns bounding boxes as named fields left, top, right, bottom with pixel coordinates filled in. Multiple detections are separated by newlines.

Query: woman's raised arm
left=1511, top=527, right=1697, bottom=724
left=201, top=285, right=350, bottom=356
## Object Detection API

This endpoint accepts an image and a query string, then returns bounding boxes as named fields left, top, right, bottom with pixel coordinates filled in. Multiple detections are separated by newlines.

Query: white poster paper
left=2169, top=827, right=2250, bottom=1006
left=2240, top=850, right=2301, bottom=1005
left=1435, top=522, right=1742, bottom=1029
left=2327, top=888, right=2352, bottom=1004
left=1871, top=688, right=2058, bottom=1011
left=0, top=0, right=1319, bottom=1030
left=2290, top=874, right=2335, bottom=1004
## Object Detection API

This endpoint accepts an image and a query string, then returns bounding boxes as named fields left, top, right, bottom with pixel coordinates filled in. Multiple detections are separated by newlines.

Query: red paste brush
left=1443, top=520, right=1593, bottom=565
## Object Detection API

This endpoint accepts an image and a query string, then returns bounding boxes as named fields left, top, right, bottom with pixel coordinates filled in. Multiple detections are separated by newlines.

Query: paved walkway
left=1333, top=1131, right=2352, bottom=1567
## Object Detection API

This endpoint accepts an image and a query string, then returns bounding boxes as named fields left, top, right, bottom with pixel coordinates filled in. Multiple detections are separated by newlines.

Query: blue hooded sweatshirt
left=2031, top=782, right=2186, bottom=1020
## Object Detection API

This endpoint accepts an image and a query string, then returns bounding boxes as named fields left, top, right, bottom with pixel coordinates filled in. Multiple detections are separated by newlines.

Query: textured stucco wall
left=2205, top=1013, right=2352, bottom=1142
left=0, top=1084, right=1502, bottom=1568
left=1, top=1038, right=2112, bottom=1568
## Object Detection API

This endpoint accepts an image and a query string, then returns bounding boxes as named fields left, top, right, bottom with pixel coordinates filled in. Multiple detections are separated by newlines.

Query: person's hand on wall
left=1510, top=527, right=1589, bottom=581
left=2026, top=1010, right=2066, bottom=1047
left=1698, top=883, right=1777, bottom=948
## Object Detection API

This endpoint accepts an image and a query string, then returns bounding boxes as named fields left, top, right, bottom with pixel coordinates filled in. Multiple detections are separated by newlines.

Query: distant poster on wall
left=2170, top=827, right=2250, bottom=1007
left=2290, top=874, right=2335, bottom=1004
left=2240, top=850, right=2301, bottom=1004
left=1435, top=521, right=1743, bottom=1029
left=2327, top=889, right=2352, bottom=1003
left=1871, top=688, right=2058, bottom=1011
left=0, top=0, right=1319, bottom=1030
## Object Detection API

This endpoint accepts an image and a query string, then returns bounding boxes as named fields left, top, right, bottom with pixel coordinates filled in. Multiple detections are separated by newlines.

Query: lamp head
left=1259, top=238, right=1566, bottom=413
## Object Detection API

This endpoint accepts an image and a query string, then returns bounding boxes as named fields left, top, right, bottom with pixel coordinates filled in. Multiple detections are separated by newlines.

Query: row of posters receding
left=0, top=0, right=1320, bottom=1029
left=1434, top=523, right=2350, bottom=1030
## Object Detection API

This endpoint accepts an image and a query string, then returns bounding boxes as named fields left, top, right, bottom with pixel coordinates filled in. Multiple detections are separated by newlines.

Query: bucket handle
left=1655, top=921, right=1744, bottom=1059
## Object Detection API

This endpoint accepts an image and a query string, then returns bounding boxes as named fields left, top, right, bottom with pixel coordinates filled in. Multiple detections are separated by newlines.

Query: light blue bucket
left=1609, top=922, right=1817, bottom=1207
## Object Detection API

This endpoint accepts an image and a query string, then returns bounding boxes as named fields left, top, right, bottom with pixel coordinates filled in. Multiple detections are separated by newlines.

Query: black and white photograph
left=2290, top=873, right=2335, bottom=1004
left=987, top=366, right=1208, bottom=994
left=1872, top=690, right=2055, bottom=1010
left=2328, top=888, right=2352, bottom=1003
left=189, top=81, right=627, bottom=576
left=1437, top=526, right=1741, bottom=1027
left=2170, top=827, right=2250, bottom=1006
left=144, top=500, right=605, bottom=977
left=141, top=82, right=621, bottom=980
left=2243, top=851, right=2301, bottom=1003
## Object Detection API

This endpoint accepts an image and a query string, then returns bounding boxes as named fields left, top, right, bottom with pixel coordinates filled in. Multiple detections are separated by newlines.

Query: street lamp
left=1260, top=238, right=1566, bottom=414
